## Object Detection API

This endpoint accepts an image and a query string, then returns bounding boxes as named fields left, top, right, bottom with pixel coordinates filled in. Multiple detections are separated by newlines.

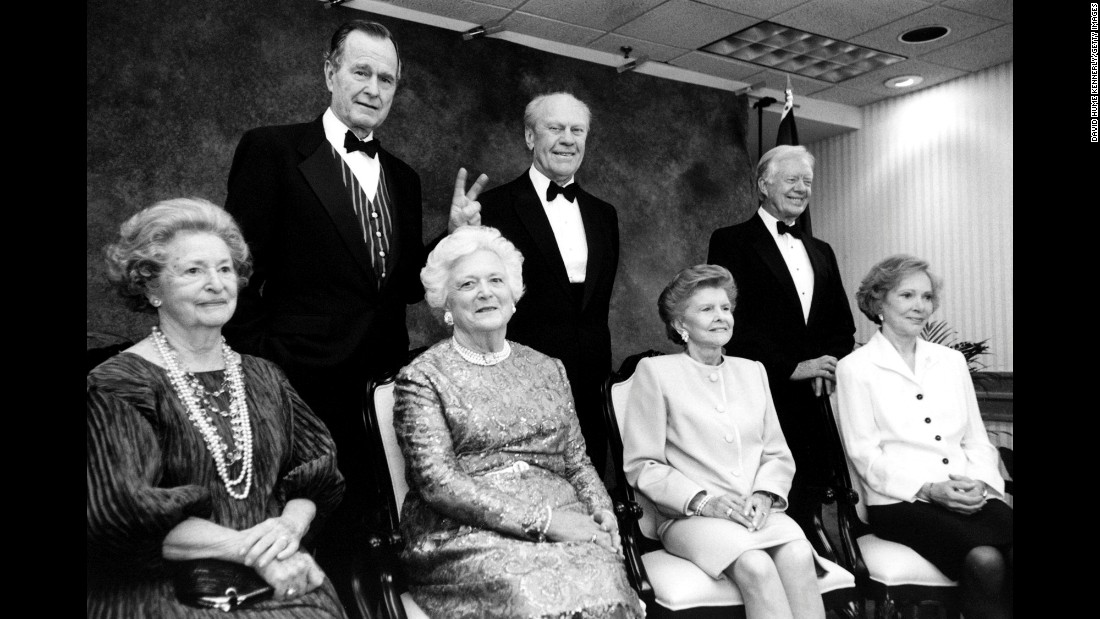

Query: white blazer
left=835, top=330, right=1004, bottom=506
left=623, top=354, right=796, bottom=533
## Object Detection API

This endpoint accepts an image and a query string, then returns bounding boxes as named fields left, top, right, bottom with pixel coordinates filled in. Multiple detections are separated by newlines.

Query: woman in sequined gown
left=87, top=198, right=347, bottom=618
left=393, top=225, right=644, bottom=619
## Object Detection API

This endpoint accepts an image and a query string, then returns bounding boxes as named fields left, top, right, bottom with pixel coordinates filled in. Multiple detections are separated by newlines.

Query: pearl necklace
left=151, top=326, right=254, bottom=500
left=451, top=336, right=511, bottom=366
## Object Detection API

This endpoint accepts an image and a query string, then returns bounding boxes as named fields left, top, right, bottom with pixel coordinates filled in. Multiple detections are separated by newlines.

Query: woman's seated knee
left=965, top=546, right=1006, bottom=577
left=732, top=549, right=780, bottom=583
left=773, top=538, right=815, bottom=564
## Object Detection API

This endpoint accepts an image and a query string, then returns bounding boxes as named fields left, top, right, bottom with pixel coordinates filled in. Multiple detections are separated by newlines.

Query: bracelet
left=540, top=506, right=553, bottom=538
left=694, top=494, right=712, bottom=516
left=524, top=505, right=553, bottom=542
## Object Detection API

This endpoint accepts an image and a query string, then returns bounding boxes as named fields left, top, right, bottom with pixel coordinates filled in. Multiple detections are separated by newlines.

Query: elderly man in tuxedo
left=707, top=145, right=856, bottom=553
left=452, top=92, right=620, bottom=476
left=222, top=20, right=479, bottom=615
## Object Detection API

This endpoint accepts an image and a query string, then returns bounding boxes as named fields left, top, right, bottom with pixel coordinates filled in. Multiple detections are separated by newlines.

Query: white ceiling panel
left=850, top=5, right=1002, bottom=58
left=916, top=23, right=1012, bottom=72
left=941, top=0, right=1013, bottom=22
left=501, top=11, right=606, bottom=46
left=772, top=0, right=935, bottom=41
left=587, top=32, right=691, bottom=63
left=519, top=0, right=667, bottom=32
left=613, top=0, right=759, bottom=50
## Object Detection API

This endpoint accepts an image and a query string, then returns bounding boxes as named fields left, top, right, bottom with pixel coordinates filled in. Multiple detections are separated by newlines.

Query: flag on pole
left=777, top=74, right=799, bottom=146
left=775, top=75, right=811, bottom=235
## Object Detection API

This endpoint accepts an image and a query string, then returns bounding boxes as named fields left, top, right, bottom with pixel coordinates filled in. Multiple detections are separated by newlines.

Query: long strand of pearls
left=152, top=326, right=254, bottom=500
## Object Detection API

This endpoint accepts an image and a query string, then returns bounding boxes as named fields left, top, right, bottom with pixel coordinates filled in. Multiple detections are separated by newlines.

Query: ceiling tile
left=810, top=85, right=890, bottom=107
left=850, top=5, right=1003, bottom=57
left=502, top=11, right=606, bottom=46
left=587, top=33, right=688, bottom=63
left=830, top=57, right=967, bottom=95
left=917, top=24, right=1012, bottom=71
left=693, top=0, right=808, bottom=20
left=772, top=0, right=934, bottom=41
left=740, top=69, right=834, bottom=96
left=941, top=0, right=1012, bottom=21
left=613, top=0, right=759, bottom=50
left=519, top=0, right=667, bottom=32
left=459, top=0, right=527, bottom=8
left=384, top=0, right=513, bottom=22
left=669, top=51, right=765, bottom=81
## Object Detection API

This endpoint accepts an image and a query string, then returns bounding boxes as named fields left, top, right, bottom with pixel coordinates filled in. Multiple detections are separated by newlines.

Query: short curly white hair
left=421, top=225, right=525, bottom=311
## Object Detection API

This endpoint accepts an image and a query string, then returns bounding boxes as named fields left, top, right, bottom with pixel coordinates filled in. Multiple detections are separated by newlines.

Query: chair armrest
left=612, top=499, right=655, bottom=606
left=352, top=530, right=409, bottom=619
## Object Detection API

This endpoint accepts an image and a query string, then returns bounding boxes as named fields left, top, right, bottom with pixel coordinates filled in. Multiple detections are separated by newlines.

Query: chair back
left=608, top=376, right=662, bottom=540
left=366, top=378, right=409, bottom=519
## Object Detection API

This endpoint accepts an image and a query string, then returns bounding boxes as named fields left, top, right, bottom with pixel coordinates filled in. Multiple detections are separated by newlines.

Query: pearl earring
left=679, top=330, right=690, bottom=343
left=512, top=304, right=518, bottom=313
left=150, top=298, right=162, bottom=307
left=877, top=314, right=884, bottom=322
left=444, top=311, right=454, bottom=326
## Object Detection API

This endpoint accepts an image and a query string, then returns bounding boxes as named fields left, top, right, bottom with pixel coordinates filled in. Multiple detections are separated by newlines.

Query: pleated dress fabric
left=87, top=352, right=347, bottom=618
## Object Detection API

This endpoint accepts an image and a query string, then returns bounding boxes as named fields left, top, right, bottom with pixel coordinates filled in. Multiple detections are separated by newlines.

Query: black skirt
left=868, top=499, right=1013, bottom=580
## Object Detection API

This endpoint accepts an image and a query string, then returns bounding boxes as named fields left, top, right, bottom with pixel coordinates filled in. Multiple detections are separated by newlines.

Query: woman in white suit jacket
left=836, top=255, right=1012, bottom=619
left=624, top=264, right=825, bottom=619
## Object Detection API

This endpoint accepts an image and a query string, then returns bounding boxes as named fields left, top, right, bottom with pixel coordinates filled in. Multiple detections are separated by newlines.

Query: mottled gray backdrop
left=87, top=0, right=757, bottom=369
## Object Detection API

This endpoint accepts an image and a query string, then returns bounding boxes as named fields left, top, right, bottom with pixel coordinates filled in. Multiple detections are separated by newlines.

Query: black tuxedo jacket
left=478, top=172, right=620, bottom=394
left=223, top=115, right=424, bottom=379
left=707, top=214, right=855, bottom=477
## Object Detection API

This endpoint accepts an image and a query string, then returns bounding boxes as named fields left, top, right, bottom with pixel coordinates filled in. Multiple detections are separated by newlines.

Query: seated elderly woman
left=87, top=198, right=347, bottom=618
left=623, top=264, right=825, bottom=619
left=836, top=255, right=1012, bottom=619
left=393, top=225, right=644, bottom=619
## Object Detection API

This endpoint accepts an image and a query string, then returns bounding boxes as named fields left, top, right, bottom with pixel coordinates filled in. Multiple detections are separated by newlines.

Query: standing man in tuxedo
left=707, top=145, right=856, bottom=551
left=222, top=20, right=482, bottom=614
left=453, top=92, right=619, bottom=475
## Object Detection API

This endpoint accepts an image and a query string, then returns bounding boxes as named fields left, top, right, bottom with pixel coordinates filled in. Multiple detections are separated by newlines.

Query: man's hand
left=448, top=167, right=488, bottom=233
left=790, top=355, right=838, bottom=396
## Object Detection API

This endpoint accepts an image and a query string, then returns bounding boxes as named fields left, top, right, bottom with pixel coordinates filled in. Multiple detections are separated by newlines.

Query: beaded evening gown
left=394, top=340, right=644, bottom=619
left=87, top=352, right=347, bottom=618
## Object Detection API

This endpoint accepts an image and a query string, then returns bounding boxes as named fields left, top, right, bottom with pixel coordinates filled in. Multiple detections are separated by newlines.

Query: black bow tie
left=776, top=221, right=803, bottom=239
left=344, top=131, right=379, bottom=158
left=546, top=182, right=578, bottom=203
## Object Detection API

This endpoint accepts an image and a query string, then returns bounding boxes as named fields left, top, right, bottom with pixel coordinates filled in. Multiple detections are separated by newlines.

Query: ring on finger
left=287, top=588, right=296, bottom=597
left=725, top=507, right=734, bottom=518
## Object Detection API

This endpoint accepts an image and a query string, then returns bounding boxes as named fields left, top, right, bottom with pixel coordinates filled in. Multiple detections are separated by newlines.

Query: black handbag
left=175, top=559, right=274, bottom=611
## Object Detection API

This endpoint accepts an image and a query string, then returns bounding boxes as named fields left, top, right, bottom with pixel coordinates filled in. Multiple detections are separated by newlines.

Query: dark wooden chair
left=351, top=367, right=654, bottom=619
left=821, top=394, right=962, bottom=619
left=603, top=351, right=862, bottom=618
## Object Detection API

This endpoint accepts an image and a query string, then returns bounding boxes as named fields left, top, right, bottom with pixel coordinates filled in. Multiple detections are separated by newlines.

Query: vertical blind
left=812, top=62, right=1013, bottom=371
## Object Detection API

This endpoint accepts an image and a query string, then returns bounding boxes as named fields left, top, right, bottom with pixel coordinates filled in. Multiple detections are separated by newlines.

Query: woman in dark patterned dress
left=393, top=225, right=644, bottom=618
left=87, top=198, right=347, bottom=618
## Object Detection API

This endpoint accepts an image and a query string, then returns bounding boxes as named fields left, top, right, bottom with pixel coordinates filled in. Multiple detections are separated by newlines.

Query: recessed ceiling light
left=700, top=21, right=906, bottom=83
left=898, top=26, right=950, bottom=44
left=884, top=75, right=924, bottom=88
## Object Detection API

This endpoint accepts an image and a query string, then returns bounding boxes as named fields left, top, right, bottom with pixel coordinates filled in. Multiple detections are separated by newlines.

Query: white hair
left=420, top=226, right=525, bottom=310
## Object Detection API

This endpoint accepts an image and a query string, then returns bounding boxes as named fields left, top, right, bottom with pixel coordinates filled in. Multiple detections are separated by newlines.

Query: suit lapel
left=512, top=176, right=573, bottom=296
left=297, top=118, right=379, bottom=289
left=577, top=189, right=604, bottom=311
left=804, top=234, right=830, bottom=325
left=747, top=215, right=803, bottom=312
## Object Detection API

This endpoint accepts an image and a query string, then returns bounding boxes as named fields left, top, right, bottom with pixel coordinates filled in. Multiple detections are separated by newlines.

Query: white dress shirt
left=528, top=166, right=588, bottom=283
left=835, top=331, right=1004, bottom=506
left=757, top=206, right=813, bottom=322
left=323, top=108, right=380, bottom=201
